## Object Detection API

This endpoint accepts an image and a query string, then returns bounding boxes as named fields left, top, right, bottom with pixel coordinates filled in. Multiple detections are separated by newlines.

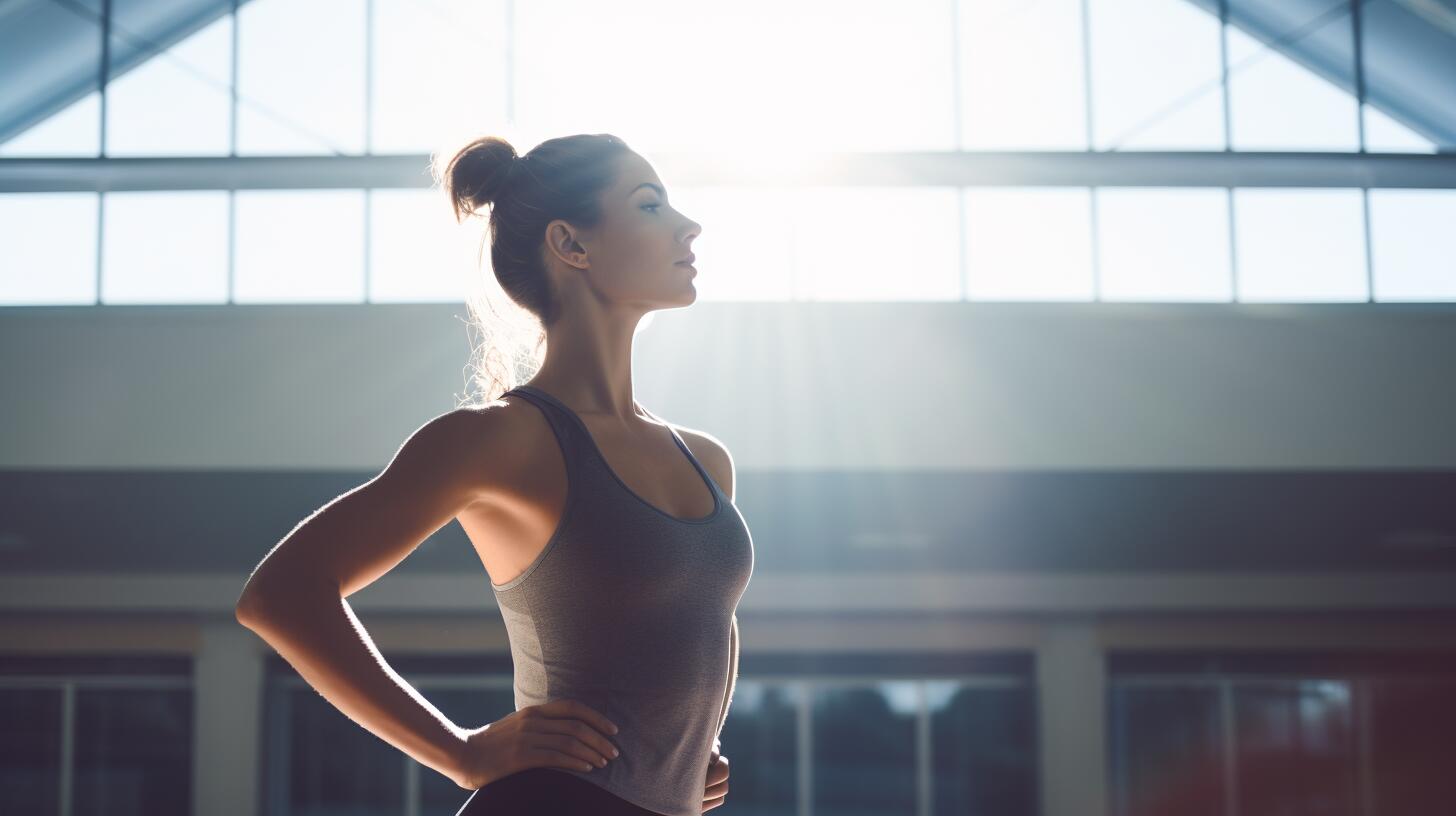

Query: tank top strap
left=636, top=402, right=723, bottom=500
left=500, top=385, right=593, bottom=475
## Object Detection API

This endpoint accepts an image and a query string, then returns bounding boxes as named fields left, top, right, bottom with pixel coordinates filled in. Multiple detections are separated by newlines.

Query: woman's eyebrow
left=629, top=182, right=666, bottom=198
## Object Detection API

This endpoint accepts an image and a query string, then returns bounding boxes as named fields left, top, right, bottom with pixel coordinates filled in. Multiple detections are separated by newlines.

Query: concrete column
left=192, top=618, right=264, bottom=816
left=1036, top=620, right=1107, bottom=816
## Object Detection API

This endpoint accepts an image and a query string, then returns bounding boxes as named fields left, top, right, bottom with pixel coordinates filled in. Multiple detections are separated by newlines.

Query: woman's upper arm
left=236, top=407, right=514, bottom=615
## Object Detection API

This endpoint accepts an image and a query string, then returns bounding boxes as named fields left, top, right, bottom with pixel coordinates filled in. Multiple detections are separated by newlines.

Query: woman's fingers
left=529, top=714, right=620, bottom=763
left=531, top=744, right=603, bottom=773
left=532, top=729, right=615, bottom=769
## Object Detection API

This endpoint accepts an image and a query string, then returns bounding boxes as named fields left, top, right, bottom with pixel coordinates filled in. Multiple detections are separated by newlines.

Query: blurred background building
left=2, top=0, right=1455, bottom=814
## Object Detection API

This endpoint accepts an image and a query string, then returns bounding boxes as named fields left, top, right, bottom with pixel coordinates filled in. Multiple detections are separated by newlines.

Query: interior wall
left=2, top=301, right=1454, bottom=470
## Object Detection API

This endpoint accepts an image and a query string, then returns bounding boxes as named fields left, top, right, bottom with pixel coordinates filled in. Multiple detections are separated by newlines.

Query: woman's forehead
left=615, top=153, right=663, bottom=192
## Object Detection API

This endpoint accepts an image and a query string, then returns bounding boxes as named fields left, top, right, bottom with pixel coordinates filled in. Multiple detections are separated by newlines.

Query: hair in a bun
left=438, top=135, right=520, bottom=222
left=432, top=132, right=634, bottom=407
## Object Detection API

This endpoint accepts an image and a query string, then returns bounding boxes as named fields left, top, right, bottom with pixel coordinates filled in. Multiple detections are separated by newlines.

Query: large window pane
left=0, top=0, right=101, bottom=157
left=267, top=683, right=403, bottom=816
left=237, top=0, right=365, bottom=155
left=369, top=189, right=481, bottom=303
left=711, top=680, right=800, bottom=816
left=1233, top=189, right=1368, bottom=302
left=514, top=0, right=956, bottom=154
left=0, top=193, right=98, bottom=305
left=668, top=187, right=795, bottom=302
left=1089, top=0, right=1225, bottom=150
left=0, top=688, right=62, bottom=814
left=1368, top=190, right=1456, bottom=302
left=960, top=0, right=1087, bottom=150
left=105, top=12, right=232, bottom=156
left=813, top=682, right=918, bottom=816
left=102, top=191, right=230, bottom=304
left=1226, top=1, right=1359, bottom=152
left=72, top=688, right=193, bottom=816
left=1097, top=189, right=1232, bottom=302
left=371, top=0, right=508, bottom=155
left=965, top=188, right=1094, bottom=300
left=929, top=682, right=1037, bottom=816
left=1367, top=679, right=1456, bottom=812
left=234, top=190, right=365, bottom=303
left=1233, top=680, right=1358, bottom=816
left=1108, top=683, right=1225, bottom=816
left=0, top=92, right=102, bottom=157
left=1363, top=104, right=1438, bottom=153
left=1111, top=658, right=1456, bottom=816
left=798, top=188, right=961, bottom=301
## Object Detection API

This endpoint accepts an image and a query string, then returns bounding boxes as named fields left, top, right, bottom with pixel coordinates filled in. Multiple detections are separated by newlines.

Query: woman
left=234, top=133, right=754, bottom=816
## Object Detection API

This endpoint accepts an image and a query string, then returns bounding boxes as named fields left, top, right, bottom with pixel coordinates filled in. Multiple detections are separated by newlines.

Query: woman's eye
left=642, top=203, right=661, bottom=212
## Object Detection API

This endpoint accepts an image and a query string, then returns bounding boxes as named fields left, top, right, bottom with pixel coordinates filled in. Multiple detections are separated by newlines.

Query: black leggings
left=455, top=767, right=668, bottom=816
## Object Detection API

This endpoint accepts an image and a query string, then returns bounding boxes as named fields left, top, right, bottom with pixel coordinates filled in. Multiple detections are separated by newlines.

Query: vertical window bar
left=1361, top=190, right=1374, bottom=302
left=365, top=0, right=375, bottom=155
left=363, top=0, right=375, bottom=302
left=1220, top=679, right=1238, bottom=816
left=99, top=0, right=110, bottom=157
left=229, top=0, right=240, bottom=305
left=404, top=752, right=420, bottom=816
left=228, top=190, right=238, bottom=305
left=1089, top=188, right=1102, bottom=302
left=96, top=191, right=106, bottom=306
left=1080, top=0, right=1096, bottom=150
left=96, top=187, right=107, bottom=305
left=1356, top=678, right=1376, bottom=816
left=59, top=681, right=75, bottom=816
left=1352, top=0, right=1368, bottom=152
left=364, top=189, right=373, bottom=303
left=800, top=681, right=813, bottom=816
left=1080, top=0, right=1102, bottom=301
left=1227, top=188, right=1240, bottom=303
left=1218, top=0, right=1233, bottom=150
left=916, top=681, right=931, bottom=816
left=230, top=0, right=239, bottom=157
left=96, top=0, right=112, bottom=305
left=1219, top=0, right=1240, bottom=303
left=1351, top=0, right=1376, bottom=301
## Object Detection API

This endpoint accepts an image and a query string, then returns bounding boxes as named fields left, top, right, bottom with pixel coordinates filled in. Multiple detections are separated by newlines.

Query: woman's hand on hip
left=451, top=699, right=621, bottom=790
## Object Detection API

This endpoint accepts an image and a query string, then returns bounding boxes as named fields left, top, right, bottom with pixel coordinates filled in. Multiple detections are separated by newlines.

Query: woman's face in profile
left=574, top=151, right=703, bottom=310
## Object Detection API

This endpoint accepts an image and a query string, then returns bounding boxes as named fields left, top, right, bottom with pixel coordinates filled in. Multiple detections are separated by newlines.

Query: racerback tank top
left=491, top=384, right=755, bottom=816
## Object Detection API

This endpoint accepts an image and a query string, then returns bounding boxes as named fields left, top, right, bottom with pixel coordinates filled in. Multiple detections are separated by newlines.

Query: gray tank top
left=491, top=384, right=755, bottom=816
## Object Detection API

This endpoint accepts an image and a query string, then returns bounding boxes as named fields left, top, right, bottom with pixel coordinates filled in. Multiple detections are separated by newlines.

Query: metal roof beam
left=2, top=150, right=1455, bottom=193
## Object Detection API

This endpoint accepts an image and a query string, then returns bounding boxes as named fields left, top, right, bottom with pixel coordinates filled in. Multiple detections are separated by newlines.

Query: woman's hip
left=454, top=767, right=667, bottom=816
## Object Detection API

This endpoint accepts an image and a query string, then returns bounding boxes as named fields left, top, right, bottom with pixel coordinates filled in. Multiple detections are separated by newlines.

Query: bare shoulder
left=400, top=397, right=548, bottom=497
left=668, top=424, right=736, bottom=502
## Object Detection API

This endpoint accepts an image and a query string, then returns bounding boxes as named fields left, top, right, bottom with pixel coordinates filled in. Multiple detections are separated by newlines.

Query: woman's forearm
left=237, top=582, right=468, bottom=784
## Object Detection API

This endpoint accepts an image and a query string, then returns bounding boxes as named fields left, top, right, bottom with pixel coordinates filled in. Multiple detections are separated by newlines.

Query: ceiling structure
left=2, top=0, right=1452, bottom=149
